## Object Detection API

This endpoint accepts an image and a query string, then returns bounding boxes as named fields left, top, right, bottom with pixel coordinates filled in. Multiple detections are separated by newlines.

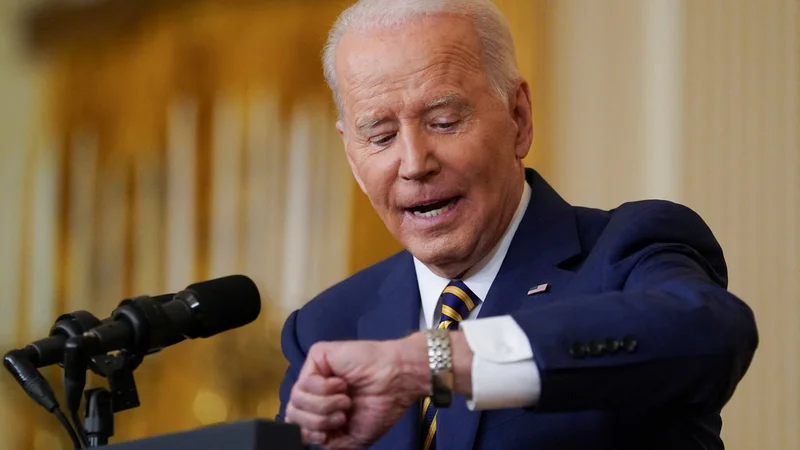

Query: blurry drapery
left=1, top=0, right=556, bottom=448
left=2, top=0, right=548, bottom=448
left=5, top=0, right=355, bottom=447
left=4, top=1, right=798, bottom=450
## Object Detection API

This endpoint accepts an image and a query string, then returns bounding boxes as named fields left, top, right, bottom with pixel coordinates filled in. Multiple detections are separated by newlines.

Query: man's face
left=335, top=15, right=532, bottom=278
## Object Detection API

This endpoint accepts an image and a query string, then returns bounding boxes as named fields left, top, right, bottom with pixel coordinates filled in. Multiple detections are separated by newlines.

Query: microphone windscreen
left=184, top=275, right=262, bottom=338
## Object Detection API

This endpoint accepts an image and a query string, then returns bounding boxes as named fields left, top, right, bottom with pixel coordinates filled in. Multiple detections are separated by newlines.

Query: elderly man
left=277, top=0, right=758, bottom=449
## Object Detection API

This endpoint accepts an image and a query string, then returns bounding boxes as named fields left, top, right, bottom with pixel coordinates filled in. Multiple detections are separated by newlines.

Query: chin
left=405, top=236, right=472, bottom=272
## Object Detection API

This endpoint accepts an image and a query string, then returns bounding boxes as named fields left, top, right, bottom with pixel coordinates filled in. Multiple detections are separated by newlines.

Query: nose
left=397, top=128, right=440, bottom=181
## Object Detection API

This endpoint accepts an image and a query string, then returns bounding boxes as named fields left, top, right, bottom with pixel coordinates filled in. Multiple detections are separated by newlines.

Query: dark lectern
left=102, top=420, right=308, bottom=450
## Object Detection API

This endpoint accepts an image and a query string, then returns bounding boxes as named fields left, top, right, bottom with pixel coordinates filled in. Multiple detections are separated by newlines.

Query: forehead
left=335, top=15, right=488, bottom=117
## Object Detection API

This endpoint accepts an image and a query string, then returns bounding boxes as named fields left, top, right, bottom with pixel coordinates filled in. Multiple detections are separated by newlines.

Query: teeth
left=413, top=200, right=455, bottom=218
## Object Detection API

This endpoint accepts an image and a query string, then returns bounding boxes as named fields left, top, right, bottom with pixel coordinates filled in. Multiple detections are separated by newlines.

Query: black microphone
left=3, top=311, right=107, bottom=449
left=3, top=311, right=104, bottom=408
left=5, top=295, right=176, bottom=375
left=63, top=274, right=261, bottom=413
left=2, top=295, right=181, bottom=413
left=25, top=298, right=174, bottom=370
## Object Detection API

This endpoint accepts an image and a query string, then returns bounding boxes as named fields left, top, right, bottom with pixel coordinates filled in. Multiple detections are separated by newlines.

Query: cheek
left=455, top=141, right=504, bottom=181
left=477, top=134, right=519, bottom=176
left=359, top=160, right=396, bottom=208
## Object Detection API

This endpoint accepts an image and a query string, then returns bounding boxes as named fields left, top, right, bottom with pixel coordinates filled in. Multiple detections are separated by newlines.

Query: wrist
left=397, top=330, right=474, bottom=400
left=449, top=331, right=473, bottom=397
left=396, top=332, right=433, bottom=399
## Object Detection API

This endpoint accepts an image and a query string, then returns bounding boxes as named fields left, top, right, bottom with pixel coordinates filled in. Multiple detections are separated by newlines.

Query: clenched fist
left=285, top=331, right=473, bottom=449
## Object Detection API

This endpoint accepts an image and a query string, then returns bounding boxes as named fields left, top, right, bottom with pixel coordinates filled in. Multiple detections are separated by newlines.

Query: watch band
left=425, top=328, right=454, bottom=407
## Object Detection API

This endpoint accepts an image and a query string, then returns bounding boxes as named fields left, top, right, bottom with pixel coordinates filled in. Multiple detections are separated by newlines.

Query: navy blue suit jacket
left=278, top=169, right=758, bottom=450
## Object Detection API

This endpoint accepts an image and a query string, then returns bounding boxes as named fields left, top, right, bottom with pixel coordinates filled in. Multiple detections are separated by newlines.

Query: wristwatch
left=424, top=328, right=454, bottom=407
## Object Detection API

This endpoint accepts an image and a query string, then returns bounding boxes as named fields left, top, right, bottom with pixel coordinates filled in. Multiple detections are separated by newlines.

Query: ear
left=511, top=80, right=534, bottom=160
left=336, top=119, right=346, bottom=139
left=337, top=119, right=367, bottom=194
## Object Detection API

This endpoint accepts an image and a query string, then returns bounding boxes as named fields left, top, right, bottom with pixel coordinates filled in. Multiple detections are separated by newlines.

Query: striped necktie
left=421, top=280, right=482, bottom=450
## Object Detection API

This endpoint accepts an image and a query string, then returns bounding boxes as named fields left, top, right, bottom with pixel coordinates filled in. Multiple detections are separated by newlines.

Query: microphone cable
left=70, top=408, right=89, bottom=448
left=54, top=407, right=85, bottom=449
left=3, top=350, right=85, bottom=448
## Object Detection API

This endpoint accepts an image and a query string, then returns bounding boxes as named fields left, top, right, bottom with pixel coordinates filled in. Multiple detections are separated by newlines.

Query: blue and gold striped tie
left=421, top=280, right=482, bottom=450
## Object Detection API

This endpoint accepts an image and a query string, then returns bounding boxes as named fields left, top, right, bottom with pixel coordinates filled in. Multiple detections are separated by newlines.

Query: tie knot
left=438, top=280, right=481, bottom=329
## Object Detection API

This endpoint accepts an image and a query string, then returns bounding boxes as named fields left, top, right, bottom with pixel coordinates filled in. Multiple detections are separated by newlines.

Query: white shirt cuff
left=459, top=316, right=541, bottom=410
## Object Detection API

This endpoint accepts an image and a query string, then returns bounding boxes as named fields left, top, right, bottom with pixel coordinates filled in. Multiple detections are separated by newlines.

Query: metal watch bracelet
left=425, top=328, right=454, bottom=407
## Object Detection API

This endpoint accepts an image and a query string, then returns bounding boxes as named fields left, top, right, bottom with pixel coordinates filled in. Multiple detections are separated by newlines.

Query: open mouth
left=408, top=197, right=459, bottom=218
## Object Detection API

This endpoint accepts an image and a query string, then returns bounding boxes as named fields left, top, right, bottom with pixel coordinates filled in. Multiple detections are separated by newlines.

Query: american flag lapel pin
left=527, top=283, right=549, bottom=296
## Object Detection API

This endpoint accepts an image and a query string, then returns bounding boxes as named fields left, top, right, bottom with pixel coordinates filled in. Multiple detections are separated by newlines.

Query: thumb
left=300, top=342, right=334, bottom=379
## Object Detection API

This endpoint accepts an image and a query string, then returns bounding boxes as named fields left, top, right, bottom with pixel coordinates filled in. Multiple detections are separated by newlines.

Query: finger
left=285, top=402, right=347, bottom=433
left=298, top=356, right=322, bottom=379
left=291, top=389, right=352, bottom=415
left=301, top=429, right=327, bottom=446
left=295, top=374, right=348, bottom=396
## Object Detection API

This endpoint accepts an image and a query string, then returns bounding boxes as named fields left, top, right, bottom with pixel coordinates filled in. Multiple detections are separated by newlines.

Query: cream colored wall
left=683, top=2, right=799, bottom=448
left=547, top=1, right=799, bottom=449
left=548, top=0, right=685, bottom=205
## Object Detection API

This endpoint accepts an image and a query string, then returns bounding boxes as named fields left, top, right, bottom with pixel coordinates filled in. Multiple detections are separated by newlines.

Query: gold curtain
left=8, top=0, right=548, bottom=448
left=12, top=0, right=351, bottom=447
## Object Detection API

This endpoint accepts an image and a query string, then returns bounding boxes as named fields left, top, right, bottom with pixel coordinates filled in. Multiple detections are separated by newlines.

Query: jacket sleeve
left=276, top=309, right=305, bottom=422
left=514, top=203, right=758, bottom=414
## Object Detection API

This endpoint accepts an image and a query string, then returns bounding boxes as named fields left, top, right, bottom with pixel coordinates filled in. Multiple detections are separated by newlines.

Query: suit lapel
left=437, top=169, right=583, bottom=450
left=480, top=169, right=583, bottom=317
left=358, top=253, right=421, bottom=450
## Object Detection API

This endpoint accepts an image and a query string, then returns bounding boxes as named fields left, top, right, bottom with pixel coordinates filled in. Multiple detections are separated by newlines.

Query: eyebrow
left=424, top=93, right=468, bottom=111
left=356, top=116, right=388, bottom=135
left=354, top=93, right=470, bottom=135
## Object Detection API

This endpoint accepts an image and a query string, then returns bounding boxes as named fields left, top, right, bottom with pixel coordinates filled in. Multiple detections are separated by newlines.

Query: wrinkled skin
left=287, top=337, right=429, bottom=449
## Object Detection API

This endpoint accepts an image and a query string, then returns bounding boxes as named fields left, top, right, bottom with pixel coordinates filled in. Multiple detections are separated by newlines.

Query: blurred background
left=0, top=0, right=797, bottom=449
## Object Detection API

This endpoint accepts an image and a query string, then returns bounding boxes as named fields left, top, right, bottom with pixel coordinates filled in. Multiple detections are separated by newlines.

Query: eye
left=370, top=134, right=396, bottom=148
left=431, top=121, right=458, bottom=131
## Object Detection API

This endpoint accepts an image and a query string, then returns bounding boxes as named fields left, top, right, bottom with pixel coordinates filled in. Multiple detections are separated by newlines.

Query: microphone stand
left=70, top=346, right=144, bottom=447
left=84, top=388, right=113, bottom=447
left=64, top=295, right=160, bottom=447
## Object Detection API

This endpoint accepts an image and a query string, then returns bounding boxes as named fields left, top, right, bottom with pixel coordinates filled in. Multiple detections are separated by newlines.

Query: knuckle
left=290, top=383, right=302, bottom=396
left=314, top=400, right=333, bottom=415
left=313, top=376, right=333, bottom=394
left=308, top=342, right=327, bottom=357
left=307, top=431, right=326, bottom=445
left=319, top=400, right=335, bottom=415
left=292, top=392, right=306, bottom=406
left=321, top=395, right=347, bottom=414
left=294, top=392, right=314, bottom=411
left=299, top=375, right=322, bottom=392
left=284, top=404, right=296, bottom=422
left=307, top=415, right=326, bottom=430
left=322, top=378, right=341, bottom=394
left=302, top=429, right=320, bottom=445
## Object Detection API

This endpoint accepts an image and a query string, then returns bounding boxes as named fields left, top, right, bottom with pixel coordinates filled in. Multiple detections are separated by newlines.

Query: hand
left=286, top=333, right=431, bottom=449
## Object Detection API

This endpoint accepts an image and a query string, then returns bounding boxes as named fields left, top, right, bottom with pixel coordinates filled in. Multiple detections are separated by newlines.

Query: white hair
left=322, top=0, right=520, bottom=114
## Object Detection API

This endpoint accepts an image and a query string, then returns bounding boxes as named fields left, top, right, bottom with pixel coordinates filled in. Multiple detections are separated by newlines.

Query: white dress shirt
left=414, top=181, right=541, bottom=410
